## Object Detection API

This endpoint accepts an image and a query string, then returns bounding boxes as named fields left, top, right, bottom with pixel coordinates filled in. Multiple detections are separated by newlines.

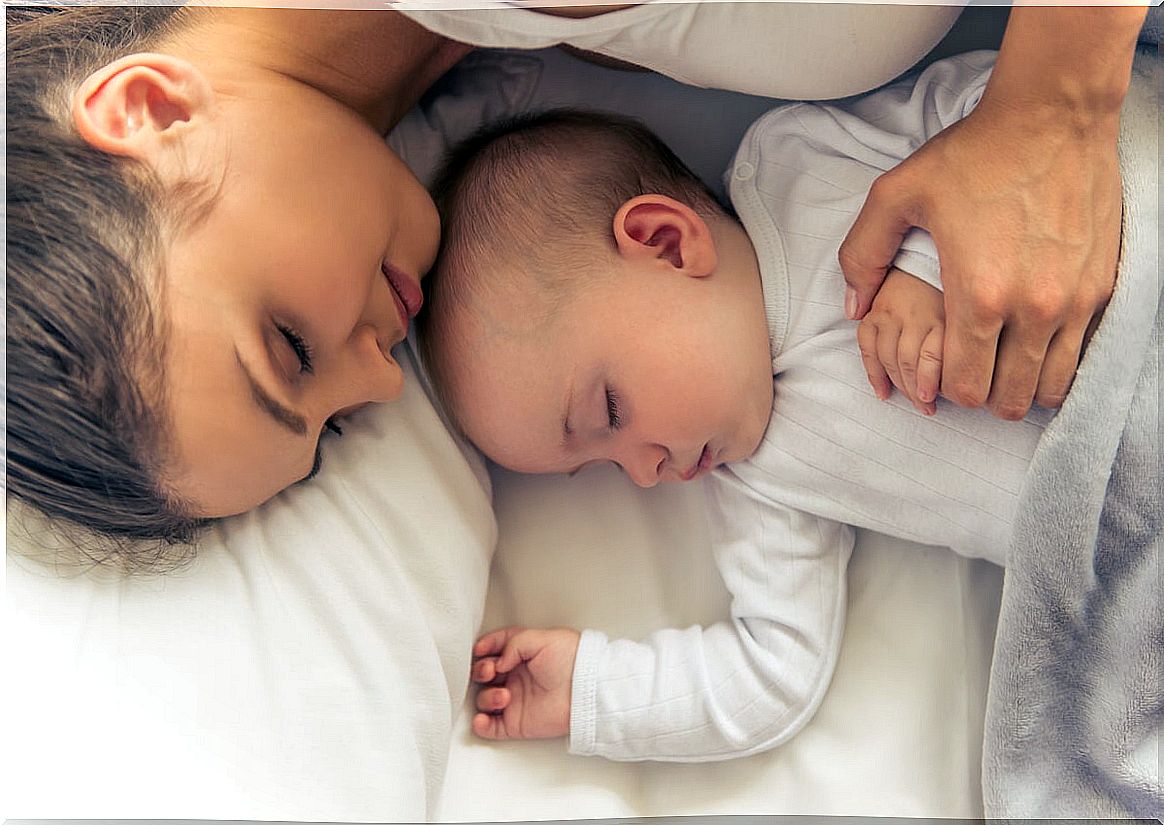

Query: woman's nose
left=345, top=324, right=405, bottom=405
left=620, top=443, right=667, bottom=488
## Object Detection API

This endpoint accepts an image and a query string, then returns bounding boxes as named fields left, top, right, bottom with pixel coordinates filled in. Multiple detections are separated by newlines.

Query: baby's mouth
left=681, top=444, right=713, bottom=481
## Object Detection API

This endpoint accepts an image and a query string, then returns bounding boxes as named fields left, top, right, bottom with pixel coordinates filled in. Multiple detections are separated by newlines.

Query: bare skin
left=840, top=6, right=1147, bottom=420
left=472, top=627, right=580, bottom=741
left=858, top=268, right=947, bottom=417
left=181, top=8, right=473, bottom=134
left=518, top=3, right=1145, bottom=421
left=73, top=8, right=474, bottom=515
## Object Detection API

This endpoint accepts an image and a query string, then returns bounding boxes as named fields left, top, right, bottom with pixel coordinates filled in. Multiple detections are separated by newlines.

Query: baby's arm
left=470, top=479, right=852, bottom=761
left=856, top=267, right=945, bottom=416
left=574, top=476, right=851, bottom=761
left=472, top=474, right=852, bottom=762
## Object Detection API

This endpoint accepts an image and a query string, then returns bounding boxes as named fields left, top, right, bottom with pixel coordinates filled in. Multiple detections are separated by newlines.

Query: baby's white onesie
left=569, top=51, right=1053, bottom=763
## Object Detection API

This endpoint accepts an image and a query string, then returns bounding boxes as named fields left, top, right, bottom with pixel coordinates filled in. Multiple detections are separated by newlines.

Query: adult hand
left=839, top=7, right=1144, bottom=421
left=840, top=96, right=1121, bottom=420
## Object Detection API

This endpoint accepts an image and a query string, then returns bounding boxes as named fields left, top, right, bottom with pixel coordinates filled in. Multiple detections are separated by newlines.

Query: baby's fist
left=471, top=626, right=581, bottom=741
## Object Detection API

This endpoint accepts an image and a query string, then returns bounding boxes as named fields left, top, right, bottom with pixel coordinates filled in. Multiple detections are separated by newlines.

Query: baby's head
left=421, top=110, right=774, bottom=487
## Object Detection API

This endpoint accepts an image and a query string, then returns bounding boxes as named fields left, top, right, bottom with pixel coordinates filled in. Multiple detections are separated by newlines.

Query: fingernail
left=844, top=286, right=859, bottom=320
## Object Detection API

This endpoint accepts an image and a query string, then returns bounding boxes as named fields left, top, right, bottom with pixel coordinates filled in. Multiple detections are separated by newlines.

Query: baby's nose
left=623, top=446, right=666, bottom=488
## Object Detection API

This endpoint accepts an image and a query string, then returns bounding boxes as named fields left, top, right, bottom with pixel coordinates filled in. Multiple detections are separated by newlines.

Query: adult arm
left=839, top=6, right=1148, bottom=420
left=569, top=471, right=852, bottom=761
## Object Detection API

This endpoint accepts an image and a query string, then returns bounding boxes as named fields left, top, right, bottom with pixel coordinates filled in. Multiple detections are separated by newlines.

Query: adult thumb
left=838, top=173, right=916, bottom=319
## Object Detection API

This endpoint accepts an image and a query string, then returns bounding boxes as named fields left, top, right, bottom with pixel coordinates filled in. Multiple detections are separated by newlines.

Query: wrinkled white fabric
left=398, top=2, right=962, bottom=100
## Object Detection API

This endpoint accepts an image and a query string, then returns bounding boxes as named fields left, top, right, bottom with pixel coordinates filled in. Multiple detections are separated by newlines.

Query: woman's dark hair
left=6, top=6, right=210, bottom=570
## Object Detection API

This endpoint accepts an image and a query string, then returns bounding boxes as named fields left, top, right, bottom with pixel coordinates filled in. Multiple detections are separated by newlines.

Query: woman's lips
left=383, top=263, right=424, bottom=328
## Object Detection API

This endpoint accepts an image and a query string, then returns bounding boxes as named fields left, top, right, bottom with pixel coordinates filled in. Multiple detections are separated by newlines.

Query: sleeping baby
left=417, top=51, right=1060, bottom=761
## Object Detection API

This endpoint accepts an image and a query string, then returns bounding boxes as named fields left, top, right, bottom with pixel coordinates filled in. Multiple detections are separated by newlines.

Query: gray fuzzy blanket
left=983, top=47, right=1162, bottom=818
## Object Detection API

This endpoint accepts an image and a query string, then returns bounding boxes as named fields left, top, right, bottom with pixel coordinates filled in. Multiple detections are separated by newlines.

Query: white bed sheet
left=438, top=466, right=1003, bottom=820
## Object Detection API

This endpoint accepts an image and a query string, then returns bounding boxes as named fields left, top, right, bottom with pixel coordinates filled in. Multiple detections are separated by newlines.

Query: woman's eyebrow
left=234, top=349, right=308, bottom=437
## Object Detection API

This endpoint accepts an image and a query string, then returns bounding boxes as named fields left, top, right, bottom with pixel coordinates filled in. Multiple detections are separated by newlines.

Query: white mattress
left=439, top=466, right=1002, bottom=820
left=4, top=44, right=1004, bottom=822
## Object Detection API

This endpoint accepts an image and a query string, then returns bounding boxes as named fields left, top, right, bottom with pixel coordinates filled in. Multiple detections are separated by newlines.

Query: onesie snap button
left=734, top=162, right=755, bottom=180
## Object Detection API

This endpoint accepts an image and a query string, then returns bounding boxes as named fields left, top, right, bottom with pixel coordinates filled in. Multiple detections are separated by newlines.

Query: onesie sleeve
left=739, top=51, right=996, bottom=297
left=568, top=469, right=853, bottom=762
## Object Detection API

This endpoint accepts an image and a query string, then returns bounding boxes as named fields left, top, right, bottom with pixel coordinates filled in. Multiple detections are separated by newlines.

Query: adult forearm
left=987, top=7, right=1148, bottom=121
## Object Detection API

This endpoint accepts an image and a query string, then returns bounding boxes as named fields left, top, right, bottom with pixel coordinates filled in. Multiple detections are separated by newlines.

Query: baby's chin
left=733, top=384, right=776, bottom=463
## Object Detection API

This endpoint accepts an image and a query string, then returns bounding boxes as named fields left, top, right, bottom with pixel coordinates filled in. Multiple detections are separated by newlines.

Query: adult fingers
left=839, top=172, right=919, bottom=321
left=1035, top=317, right=1091, bottom=408
left=985, top=319, right=1049, bottom=421
left=857, top=318, right=893, bottom=401
left=940, top=297, right=1003, bottom=409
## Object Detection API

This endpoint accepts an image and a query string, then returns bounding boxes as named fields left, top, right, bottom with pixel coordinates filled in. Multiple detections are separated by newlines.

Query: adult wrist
left=987, top=7, right=1146, bottom=122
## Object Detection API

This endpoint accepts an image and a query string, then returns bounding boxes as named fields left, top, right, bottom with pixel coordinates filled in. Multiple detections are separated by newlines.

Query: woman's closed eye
left=277, top=323, right=315, bottom=375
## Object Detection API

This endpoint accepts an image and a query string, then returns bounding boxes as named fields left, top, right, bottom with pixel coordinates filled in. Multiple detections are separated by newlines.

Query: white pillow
left=5, top=342, right=494, bottom=820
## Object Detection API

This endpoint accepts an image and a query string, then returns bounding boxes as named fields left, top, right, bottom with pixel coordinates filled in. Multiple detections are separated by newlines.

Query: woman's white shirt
left=396, top=2, right=962, bottom=100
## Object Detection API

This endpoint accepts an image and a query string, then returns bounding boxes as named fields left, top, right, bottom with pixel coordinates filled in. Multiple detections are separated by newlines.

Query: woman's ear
left=72, top=53, right=214, bottom=180
left=612, top=194, right=717, bottom=277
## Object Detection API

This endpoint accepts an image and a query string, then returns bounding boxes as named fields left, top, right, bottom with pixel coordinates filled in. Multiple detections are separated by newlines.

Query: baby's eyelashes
left=605, top=387, right=623, bottom=430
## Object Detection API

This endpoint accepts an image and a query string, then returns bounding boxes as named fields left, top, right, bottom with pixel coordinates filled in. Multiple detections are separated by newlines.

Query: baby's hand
left=470, top=626, right=581, bottom=742
left=856, top=267, right=945, bottom=416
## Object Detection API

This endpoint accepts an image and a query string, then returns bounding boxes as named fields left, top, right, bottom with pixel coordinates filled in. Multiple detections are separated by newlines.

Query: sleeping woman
left=4, top=4, right=1151, bottom=569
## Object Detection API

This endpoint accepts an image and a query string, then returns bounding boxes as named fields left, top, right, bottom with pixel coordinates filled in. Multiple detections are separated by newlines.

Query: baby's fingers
left=916, top=326, right=944, bottom=415
left=474, top=627, right=526, bottom=659
left=472, top=711, right=517, bottom=741
left=857, top=318, right=893, bottom=401
left=897, top=323, right=940, bottom=415
left=472, top=657, right=502, bottom=684
left=475, top=686, right=511, bottom=714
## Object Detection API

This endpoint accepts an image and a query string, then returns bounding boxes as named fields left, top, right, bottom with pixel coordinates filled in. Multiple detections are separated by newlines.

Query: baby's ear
left=72, top=53, right=214, bottom=182
left=612, top=195, right=717, bottom=277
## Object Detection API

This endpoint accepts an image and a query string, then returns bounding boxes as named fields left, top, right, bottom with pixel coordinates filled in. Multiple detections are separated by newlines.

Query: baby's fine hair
left=429, top=108, right=722, bottom=299
left=6, top=7, right=209, bottom=569
left=419, top=109, right=723, bottom=422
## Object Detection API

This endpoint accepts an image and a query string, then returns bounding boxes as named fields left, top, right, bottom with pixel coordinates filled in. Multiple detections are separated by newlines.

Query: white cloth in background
left=570, top=51, right=1051, bottom=763
left=397, top=2, right=962, bottom=100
